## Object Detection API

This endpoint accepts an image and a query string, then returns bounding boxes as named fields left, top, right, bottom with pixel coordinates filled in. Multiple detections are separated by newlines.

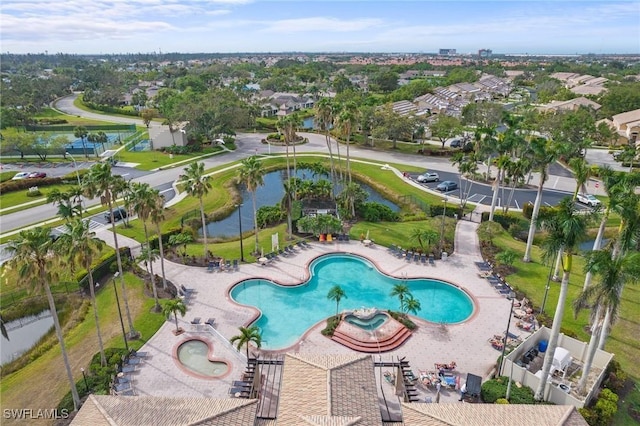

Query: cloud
left=262, top=17, right=384, bottom=33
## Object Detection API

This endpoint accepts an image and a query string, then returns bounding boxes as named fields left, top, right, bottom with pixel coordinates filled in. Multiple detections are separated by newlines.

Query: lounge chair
left=475, top=261, right=492, bottom=271
left=207, top=261, right=215, bottom=272
left=181, top=284, right=194, bottom=295
left=191, top=317, right=201, bottom=325
left=327, top=234, right=333, bottom=242
left=413, top=253, right=420, bottom=262
left=296, top=241, right=305, bottom=248
left=421, top=253, right=427, bottom=265
left=120, top=365, right=136, bottom=374
left=125, top=356, right=141, bottom=365
left=406, top=251, right=413, bottom=262
left=113, top=382, right=133, bottom=393
left=233, top=259, right=239, bottom=270
left=343, top=234, right=350, bottom=242
left=131, top=350, right=147, bottom=358
left=428, top=254, right=435, bottom=265
left=205, top=317, right=215, bottom=327
left=225, top=260, right=231, bottom=270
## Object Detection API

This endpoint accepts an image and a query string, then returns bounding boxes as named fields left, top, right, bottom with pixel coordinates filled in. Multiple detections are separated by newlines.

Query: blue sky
left=2, top=1, right=639, bottom=54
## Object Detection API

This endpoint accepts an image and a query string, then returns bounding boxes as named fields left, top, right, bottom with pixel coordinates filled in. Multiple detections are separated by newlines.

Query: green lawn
left=115, top=146, right=225, bottom=171
left=489, top=227, right=640, bottom=382
left=0, top=182, right=80, bottom=214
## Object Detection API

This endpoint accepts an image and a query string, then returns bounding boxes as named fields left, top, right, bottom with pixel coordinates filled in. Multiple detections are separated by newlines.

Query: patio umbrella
left=365, top=230, right=370, bottom=240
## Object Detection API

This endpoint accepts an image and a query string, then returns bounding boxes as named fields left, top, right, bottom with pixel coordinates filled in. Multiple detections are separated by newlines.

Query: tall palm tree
left=503, top=158, right=530, bottom=214
left=162, top=298, right=187, bottom=334
left=488, top=154, right=510, bottom=221
left=130, top=182, right=161, bottom=311
left=149, top=191, right=168, bottom=290
left=6, top=228, right=81, bottom=410
left=73, top=126, right=88, bottom=158
left=573, top=249, right=640, bottom=395
left=137, top=245, right=161, bottom=309
left=336, top=102, right=359, bottom=183
left=83, top=163, right=137, bottom=338
left=237, top=156, right=265, bottom=253
left=568, top=157, right=593, bottom=199
left=315, top=98, right=337, bottom=195
left=277, top=115, right=296, bottom=183
left=534, top=197, right=592, bottom=401
left=523, top=137, right=559, bottom=262
left=390, top=283, right=410, bottom=312
left=47, top=189, right=81, bottom=222
left=60, top=218, right=107, bottom=366
left=180, top=162, right=212, bottom=260
left=230, top=325, right=262, bottom=361
left=282, top=178, right=297, bottom=240
left=327, top=285, right=347, bottom=317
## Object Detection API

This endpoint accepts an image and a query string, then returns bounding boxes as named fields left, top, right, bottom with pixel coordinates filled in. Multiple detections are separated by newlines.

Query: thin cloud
left=261, top=17, right=384, bottom=33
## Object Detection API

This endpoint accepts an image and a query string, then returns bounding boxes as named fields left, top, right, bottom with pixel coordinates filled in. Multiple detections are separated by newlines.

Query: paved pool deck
left=128, top=220, right=534, bottom=403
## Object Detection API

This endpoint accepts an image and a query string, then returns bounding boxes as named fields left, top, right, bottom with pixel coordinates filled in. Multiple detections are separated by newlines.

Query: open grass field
left=0, top=182, right=80, bottom=215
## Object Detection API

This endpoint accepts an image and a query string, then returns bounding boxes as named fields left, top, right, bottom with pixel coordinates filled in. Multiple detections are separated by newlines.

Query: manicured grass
left=0, top=272, right=164, bottom=414
left=489, top=227, right=640, bottom=382
left=115, top=146, right=224, bottom=171
left=0, top=182, right=80, bottom=214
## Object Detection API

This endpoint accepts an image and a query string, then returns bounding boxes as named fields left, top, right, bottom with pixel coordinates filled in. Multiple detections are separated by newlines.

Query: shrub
left=522, top=202, right=534, bottom=219
left=578, top=407, right=599, bottom=425
left=594, top=388, right=618, bottom=424
left=26, top=187, right=42, bottom=197
left=358, top=202, right=399, bottom=222
left=603, top=359, right=627, bottom=392
left=386, top=310, right=417, bottom=330
left=256, top=205, right=285, bottom=228
left=321, top=315, right=341, bottom=336
left=481, top=376, right=536, bottom=404
left=0, top=176, right=63, bottom=194
left=495, top=398, right=509, bottom=404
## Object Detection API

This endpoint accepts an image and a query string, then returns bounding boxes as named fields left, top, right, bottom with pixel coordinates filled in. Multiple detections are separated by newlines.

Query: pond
left=1, top=310, right=53, bottom=365
left=200, top=169, right=399, bottom=238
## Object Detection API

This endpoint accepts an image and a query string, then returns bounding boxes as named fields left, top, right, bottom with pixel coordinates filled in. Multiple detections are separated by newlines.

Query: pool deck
left=132, top=220, right=534, bottom=403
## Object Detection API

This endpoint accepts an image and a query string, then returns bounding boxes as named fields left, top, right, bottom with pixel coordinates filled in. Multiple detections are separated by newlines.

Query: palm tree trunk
left=199, top=197, right=208, bottom=259
left=87, top=267, right=106, bottom=366
left=523, top=180, right=545, bottom=262
left=334, top=137, right=343, bottom=182
left=346, top=133, right=352, bottom=183
left=44, top=274, right=80, bottom=410
left=292, top=137, right=297, bottom=176
left=535, top=268, right=570, bottom=401
left=156, top=223, right=168, bottom=290
left=174, top=312, right=180, bottom=333
left=109, top=200, right=136, bottom=337
left=252, top=192, right=259, bottom=253
left=552, top=248, right=563, bottom=281
left=598, top=306, right=612, bottom=350
left=489, top=169, right=501, bottom=221
left=577, top=306, right=603, bottom=395
left=583, top=214, right=608, bottom=291
left=143, top=223, right=160, bottom=311
left=325, top=132, right=336, bottom=198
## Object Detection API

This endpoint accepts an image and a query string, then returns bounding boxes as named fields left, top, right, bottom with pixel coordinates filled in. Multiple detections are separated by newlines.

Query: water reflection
left=201, top=169, right=399, bottom=238
left=1, top=310, right=53, bottom=365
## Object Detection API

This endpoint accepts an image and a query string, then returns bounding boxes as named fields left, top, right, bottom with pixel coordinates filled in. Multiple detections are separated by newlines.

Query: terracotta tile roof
left=401, top=403, right=588, bottom=426
left=276, top=353, right=382, bottom=426
left=70, top=395, right=258, bottom=426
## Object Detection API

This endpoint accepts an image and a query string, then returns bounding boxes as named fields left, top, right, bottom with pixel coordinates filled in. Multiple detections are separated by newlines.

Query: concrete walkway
left=102, top=221, right=533, bottom=404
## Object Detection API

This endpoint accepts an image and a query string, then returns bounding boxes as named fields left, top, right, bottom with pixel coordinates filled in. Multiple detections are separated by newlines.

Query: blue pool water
left=230, top=254, right=474, bottom=349
left=344, top=313, right=389, bottom=331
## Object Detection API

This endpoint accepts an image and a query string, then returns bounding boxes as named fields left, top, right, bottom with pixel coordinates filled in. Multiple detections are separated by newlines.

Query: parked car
left=449, top=138, right=463, bottom=148
left=11, top=172, right=31, bottom=180
left=417, top=172, right=440, bottom=183
left=436, top=181, right=458, bottom=192
left=27, top=172, right=47, bottom=179
left=105, top=207, right=128, bottom=223
left=577, top=193, right=601, bottom=207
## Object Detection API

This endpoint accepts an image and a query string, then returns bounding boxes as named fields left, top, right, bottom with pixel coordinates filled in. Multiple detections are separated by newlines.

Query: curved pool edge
left=172, top=336, right=233, bottom=380
left=226, top=251, right=478, bottom=351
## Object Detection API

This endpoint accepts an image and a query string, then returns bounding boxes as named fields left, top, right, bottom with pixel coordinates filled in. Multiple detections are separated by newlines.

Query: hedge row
left=0, top=176, right=64, bottom=194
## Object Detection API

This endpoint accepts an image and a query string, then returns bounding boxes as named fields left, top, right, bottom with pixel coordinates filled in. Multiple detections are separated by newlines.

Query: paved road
left=0, top=96, right=588, bottom=236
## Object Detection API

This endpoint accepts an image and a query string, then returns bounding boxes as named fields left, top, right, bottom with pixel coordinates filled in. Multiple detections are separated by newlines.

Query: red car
left=27, top=172, right=47, bottom=179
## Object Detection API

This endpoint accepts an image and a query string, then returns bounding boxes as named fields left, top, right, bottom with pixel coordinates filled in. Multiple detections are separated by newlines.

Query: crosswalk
left=53, top=218, right=105, bottom=235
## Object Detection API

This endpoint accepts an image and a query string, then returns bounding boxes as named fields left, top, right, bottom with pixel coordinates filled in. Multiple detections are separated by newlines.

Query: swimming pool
left=344, top=312, right=389, bottom=331
left=230, top=254, right=474, bottom=349
left=176, top=340, right=229, bottom=378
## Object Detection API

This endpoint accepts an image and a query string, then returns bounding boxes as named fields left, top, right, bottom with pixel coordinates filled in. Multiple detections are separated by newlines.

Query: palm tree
left=6, top=228, right=81, bottom=410
left=277, top=115, right=296, bottom=183
left=162, top=298, right=187, bottom=334
left=534, top=197, right=592, bottom=401
left=180, top=162, right=212, bottom=260
left=130, top=182, right=161, bottom=311
left=573, top=249, right=640, bottom=395
left=59, top=218, right=107, bottom=366
left=390, top=283, right=410, bottom=312
left=403, top=295, right=422, bottom=315
left=73, top=126, right=88, bottom=158
left=47, top=189, right=81, bottom=222
left=488, top=154, right=510, bottom=221
left=149, top=191, right=168, bottom=290
left=83, top=162, right=137, bottom=338
left=315, top=98, right=337, bottom=194
left=327, top=285, right=347, bottom=317
left=237, top=156, right=265, bottom=253
left=503, top=158, right=530, bottom=214
left=230, top=325, right=262, bottom=360
left=168, top=232, right=194, bottom=264
left=336, top=102, right=359, bottom=183
left=523, top=137, right=559, bottom=262
left=568, top=157, right=593, bottom=199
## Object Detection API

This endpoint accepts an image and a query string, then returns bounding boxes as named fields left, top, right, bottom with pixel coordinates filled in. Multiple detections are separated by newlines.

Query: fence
left=25, top=124, right=137, bottom=133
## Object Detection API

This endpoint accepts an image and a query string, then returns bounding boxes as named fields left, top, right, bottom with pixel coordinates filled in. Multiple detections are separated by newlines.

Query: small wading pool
left=344, top=313, right=389, bottom=331
left=176, top=340, right=229, bottom=377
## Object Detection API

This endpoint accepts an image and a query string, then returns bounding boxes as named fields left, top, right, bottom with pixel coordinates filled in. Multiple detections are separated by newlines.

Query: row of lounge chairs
left=259, top=241, right=311, bottom=265
left=111, top=351, right=148, bottom=396
left=190, top=317, right=215, bottom=327
left=207, top=259, right=239, bottom=272
left=319, top=234, right=350, bottom=242
left=389, top=245, right=436, bottom=265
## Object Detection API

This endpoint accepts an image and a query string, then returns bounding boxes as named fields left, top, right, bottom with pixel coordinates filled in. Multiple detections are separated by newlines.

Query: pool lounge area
left=130, top=221, right=523, bottom=402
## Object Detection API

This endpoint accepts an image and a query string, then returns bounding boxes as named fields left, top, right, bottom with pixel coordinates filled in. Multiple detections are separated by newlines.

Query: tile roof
left=70, top=395, right=258, bottom=426
left=401, top=403, right=588, bottom=426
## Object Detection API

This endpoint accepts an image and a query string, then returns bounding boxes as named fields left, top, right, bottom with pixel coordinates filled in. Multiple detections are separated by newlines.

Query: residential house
left=611, top=108, right=640, bottom=144
left=258, top=92, right=315, bottom=117
left=538, top=97, right=601, bottom=113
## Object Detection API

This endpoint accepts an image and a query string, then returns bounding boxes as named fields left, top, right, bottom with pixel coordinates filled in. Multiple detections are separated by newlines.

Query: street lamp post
left=499, top=291, right=517, bottom=377
left=65, top=152, right=82, bottom=187
left=81, top=367, right=89, bottom=392
left=439, top=197, right=448, bottom=256
left=112, top=272, right=129, bottom=352
left=236, top=204, right=244, bottom=262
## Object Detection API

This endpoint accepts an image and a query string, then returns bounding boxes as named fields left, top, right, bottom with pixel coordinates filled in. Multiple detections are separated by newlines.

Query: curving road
left=0, top=95, right=584, bottom=236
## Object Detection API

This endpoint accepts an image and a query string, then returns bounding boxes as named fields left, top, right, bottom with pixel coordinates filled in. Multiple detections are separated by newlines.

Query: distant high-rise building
left=478, top=49, right=493, bottom=58
left=439, top=49, right=456, bottom=56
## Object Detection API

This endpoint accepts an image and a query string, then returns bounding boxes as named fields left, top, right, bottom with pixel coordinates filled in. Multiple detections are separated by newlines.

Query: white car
left=11, top=172, right=31, bottom=180
left=577, top=193, right=601, bottom=207
left=417, top=172, right=440, bottom=182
